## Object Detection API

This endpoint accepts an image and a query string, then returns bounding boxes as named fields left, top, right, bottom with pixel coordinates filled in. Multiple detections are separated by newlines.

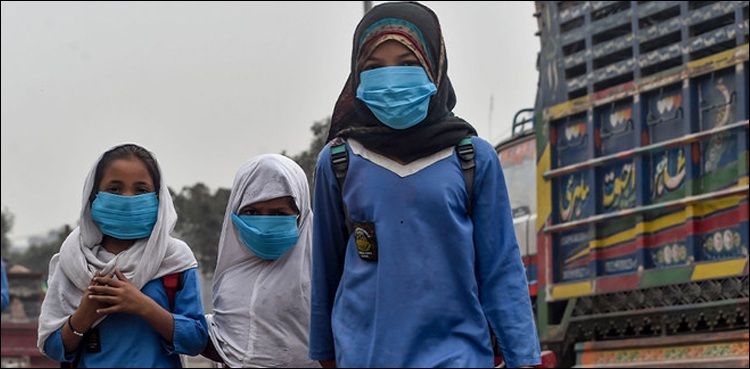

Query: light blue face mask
left=356, top=66, right=438, bottom=130
left=231, top=213, right=299, bottom=260
left=90, top=191, right=159, bottom=240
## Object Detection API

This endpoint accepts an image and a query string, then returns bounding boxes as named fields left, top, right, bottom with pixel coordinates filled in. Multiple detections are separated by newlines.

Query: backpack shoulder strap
left=331, top=140, right=348, bottom=189
left=330, top=139, right=353, bottom=235
left=162, top=272, right=183, bottom=312
left=456, top=137, right=476, bottom=216
left=456, top=136, right=498, bottom=355
left=331, top=137, right=475, bottom=231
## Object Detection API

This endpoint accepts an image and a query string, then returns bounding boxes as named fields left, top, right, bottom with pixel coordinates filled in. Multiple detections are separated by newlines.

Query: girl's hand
left=88, top=269, right=149, bottom=317
left=77, top=271, right=111, bottom=319
left=68, top=272, right=110, bottom=336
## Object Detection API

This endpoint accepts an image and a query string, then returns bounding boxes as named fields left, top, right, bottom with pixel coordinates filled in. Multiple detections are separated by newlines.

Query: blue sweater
left=309, top=137, right=541, bottom=368
left=44, top=267, right=207, bottom=368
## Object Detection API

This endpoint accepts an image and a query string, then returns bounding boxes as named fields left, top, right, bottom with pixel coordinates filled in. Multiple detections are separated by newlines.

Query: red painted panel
left=598, top=240, right=638, bottom=259
left=643, top=223, right=688, bottom=247
left=595, top=273, right=640, bottom=293
left=697, top=206, right=740, bottom=233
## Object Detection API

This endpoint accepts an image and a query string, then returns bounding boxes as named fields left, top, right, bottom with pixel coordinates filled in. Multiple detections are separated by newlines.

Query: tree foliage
left=10, top=225, right=72, bottom=275
left=1, top=208, right=14, bottom=256
left=171, top=183, right=230, bottom=278
left=287, top=116, right=331, bottom=196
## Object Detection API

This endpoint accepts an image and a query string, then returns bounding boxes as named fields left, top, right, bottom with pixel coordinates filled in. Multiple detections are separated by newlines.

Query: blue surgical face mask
left=231, top=213, right=299, bottom=260
left=356, top=66, right=438, bottom=130
left=90, top=191, right=159, bottom=240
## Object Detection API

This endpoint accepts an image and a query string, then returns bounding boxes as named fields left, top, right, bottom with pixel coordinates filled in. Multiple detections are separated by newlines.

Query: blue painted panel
left=555, top=226, right=594, bottom=282
left=555, top=115, right=590, bottom=166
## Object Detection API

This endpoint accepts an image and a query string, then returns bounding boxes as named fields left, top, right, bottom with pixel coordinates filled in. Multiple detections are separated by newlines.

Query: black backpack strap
left=330, top=140, right=353, bottom=235
left=457, top=137, right=476, bottom=216
left=331, top=142, right=348, bottom=189
left=457, top=136, right=499, bottom=356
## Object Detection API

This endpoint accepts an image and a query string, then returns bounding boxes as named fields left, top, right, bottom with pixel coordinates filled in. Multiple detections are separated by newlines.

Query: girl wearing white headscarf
left=37, top=143, right=208, bottom=368
left=204, top=154, right=319, bottom=368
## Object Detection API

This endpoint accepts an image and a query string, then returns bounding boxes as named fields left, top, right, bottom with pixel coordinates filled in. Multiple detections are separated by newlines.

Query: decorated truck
left=499, top=1, right=749, bottom=367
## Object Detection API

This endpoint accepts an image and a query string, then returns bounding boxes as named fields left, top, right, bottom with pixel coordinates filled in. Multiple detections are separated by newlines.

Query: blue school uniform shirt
left=44, top=267, right=207, bottom=368
left=309, top=136, right=541, bottom=368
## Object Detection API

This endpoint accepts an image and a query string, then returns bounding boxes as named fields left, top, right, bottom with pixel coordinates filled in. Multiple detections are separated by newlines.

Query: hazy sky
left=1, top=1, right=540, bottom=248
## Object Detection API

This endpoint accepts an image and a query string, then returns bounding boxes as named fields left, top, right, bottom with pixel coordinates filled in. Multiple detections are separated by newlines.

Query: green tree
left=11, top=224, right=72, bottom=275
left=287, top=116, right=331, bottom=195
left=171, top=183, right=230, bottom=278
left=1, top=208, right=14, bottom=255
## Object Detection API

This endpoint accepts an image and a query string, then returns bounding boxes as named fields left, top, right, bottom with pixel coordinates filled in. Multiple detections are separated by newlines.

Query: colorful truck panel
left=529, top=1, right=748, bottom=366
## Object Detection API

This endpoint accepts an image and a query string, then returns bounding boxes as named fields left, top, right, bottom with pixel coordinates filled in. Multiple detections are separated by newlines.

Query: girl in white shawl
left=203, top=154, right=319, bottom=368
left=37, top=143, right=208, bottom=368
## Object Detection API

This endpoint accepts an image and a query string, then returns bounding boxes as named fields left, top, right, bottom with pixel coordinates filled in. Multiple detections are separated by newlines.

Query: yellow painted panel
left=590, top=227, right=637, bottom=249
left=694, top=196, right=743, bottom=217
left=548, top=95, right=588, bottom=120
left=685, top=202, right=697, bottom=219
left=642, top=209, right=685, bottom=233
left=537, top=144, right=552, bottom=233
left=692, top=259, right=748, bottom=281
left=552, top=281, right=592, bottom=299
left=566, top=247, right=590, bottom=264
left=687, top=45, right=749, bottom=71
left=635, top=219, right=646, bottom=236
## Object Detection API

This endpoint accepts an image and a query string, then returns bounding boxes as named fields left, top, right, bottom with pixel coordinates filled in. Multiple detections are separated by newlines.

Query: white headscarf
left=206, top=154, right=319, bottom=368
left=37, top=143, right=198, bottom=352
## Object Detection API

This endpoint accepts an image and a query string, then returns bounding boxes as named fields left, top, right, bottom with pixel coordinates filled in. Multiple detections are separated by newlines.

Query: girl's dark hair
left=88, top=144, right=161, bottom=203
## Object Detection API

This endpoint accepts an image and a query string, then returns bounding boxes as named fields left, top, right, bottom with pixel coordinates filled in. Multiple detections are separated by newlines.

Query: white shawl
left=206, top=154, right=319, bottom=368
left=37, top=143, right=198, bottom=352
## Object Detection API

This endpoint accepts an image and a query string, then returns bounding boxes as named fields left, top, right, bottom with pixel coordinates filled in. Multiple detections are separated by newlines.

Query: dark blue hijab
left=327, top=1, right=477, bottom=164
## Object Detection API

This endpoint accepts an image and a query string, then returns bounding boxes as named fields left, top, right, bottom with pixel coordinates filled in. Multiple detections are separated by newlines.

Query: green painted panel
left=701, top=158, right=740, bottom=193
left=640, top=265, right=694, bottom=287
